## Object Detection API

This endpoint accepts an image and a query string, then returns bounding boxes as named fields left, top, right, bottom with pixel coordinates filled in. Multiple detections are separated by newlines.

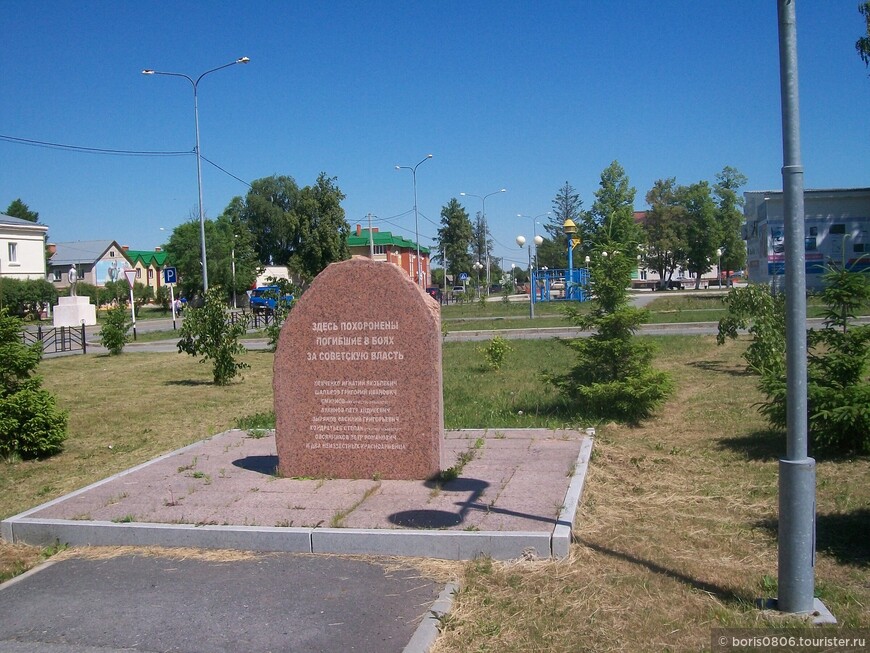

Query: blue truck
left=249, top=286, right=294, bottom=314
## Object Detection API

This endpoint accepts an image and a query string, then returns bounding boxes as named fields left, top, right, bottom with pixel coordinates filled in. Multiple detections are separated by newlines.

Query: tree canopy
left=435, top=198, right=474, bottom=283
left=858, top=1, right=870, bottom=69
left=4, top=199, right=38, bottom=223
left=227, top=173, right=350, bottom=285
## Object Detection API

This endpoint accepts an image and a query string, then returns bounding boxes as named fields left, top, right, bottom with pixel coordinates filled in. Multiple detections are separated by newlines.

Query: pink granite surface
left=274, top=258, right=444, bottom=480
left=26, top=429, right=586, bottom=532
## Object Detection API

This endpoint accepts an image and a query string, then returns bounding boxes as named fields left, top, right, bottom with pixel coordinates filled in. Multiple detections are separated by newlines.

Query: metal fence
left=21, top=324, right=88, bottom=355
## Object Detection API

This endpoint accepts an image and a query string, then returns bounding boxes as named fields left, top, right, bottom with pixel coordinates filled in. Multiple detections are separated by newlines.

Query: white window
left=147, top=268, right=154, bottom=280
left=373, top=245, right=387, bottom=255
left=8, top=242, right=17, bottom=263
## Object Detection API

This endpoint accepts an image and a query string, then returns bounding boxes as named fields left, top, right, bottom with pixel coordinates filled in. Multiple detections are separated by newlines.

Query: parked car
left=452, top=285, right=465, bottom=293
left=425, top=287, right=443, bottom=302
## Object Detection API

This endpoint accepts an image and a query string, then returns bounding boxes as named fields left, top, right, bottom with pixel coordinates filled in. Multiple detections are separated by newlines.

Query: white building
left=0, top=213, right=48, bottom=280
left=743, top=188, right=870, bottom=290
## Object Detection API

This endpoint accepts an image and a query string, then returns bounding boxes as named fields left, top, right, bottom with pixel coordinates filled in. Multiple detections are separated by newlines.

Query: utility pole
left=775, top=0, right=831, bottom=622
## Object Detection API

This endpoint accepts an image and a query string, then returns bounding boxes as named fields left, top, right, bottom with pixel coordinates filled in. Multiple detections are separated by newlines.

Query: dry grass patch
left=433, top=335, right=869, bottom=653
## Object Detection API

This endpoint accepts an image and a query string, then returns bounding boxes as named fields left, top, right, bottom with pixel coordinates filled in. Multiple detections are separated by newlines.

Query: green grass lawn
left=2, top=331, right=867, bottom=651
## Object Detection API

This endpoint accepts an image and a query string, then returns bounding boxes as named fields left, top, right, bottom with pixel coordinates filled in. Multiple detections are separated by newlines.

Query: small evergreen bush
left=0, top=309, right=68, bottom=460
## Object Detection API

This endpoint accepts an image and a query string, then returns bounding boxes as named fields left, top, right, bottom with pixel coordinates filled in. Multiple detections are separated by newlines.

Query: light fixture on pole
left=716, top=247, right=723, bottom=288
left=395, top=154, right=433, bottom=286
left=142, top=56, right=250, bottom=293
left=461, top=188, right=506, bottom=295
left=472, top=260, right=483, bottom=299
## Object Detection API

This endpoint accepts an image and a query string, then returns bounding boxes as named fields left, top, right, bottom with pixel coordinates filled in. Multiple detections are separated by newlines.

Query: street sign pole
left=163, top=267, right=178, bottom=331
left=124, top=269, right=138, bottom=341
left=169, top=284, right=177, bottom=330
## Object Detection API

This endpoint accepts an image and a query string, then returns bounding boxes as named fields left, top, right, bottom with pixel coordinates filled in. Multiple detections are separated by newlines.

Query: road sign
left=459, top=272, right=469, bottom=281
left=123, top=269, right=137, bottom=289
left=163, top=266, right=178, bottom=285
left=571, top=237, right=582, bottom=249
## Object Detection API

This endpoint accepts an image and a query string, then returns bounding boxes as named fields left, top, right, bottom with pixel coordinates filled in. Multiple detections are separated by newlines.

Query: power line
left=0, top=134, right=191, bottom=157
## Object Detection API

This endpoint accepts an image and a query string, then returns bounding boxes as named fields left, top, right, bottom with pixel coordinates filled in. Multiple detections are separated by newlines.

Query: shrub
left=0, top=278, right=57, bottom=320
left=757, top=266, right=870, bottom=455
left=479, top=335, right=513, bottom=370
left=0, top=309, right=68, bottom=460
left=99, top=305, right=132, bottom=355
left=177, top=286, right=249, bottom=385
left=550, top=307, right=673, bottom=424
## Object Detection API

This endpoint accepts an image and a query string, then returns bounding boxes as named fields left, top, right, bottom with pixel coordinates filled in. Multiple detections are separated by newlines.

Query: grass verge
left=1, top=335, right=867, bottom=652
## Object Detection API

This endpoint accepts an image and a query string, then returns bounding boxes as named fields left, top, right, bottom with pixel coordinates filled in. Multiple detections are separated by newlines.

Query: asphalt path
left=0, top=552, right=447, bottom=653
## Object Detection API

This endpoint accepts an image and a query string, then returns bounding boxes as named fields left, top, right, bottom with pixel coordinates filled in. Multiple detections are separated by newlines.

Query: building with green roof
left=347, top=225, right=431, bottom=287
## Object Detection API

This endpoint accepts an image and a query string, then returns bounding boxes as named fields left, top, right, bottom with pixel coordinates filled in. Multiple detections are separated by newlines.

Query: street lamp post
left=473, top=261, right=483, bottom=299
left=563, top=218, right=578, bottom=300
left=396, top=154, right=433, bottom=286
left=461, top=188, right=506, bottom=295
left=142, top=56, right=250, bottom=293
left=716, top=247, right=723, bottom=288
left=516, top=234, right=545, bottom=318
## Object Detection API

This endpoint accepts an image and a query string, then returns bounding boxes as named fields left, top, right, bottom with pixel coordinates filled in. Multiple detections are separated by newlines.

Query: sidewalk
left=2, top=428, right=593, bottom=561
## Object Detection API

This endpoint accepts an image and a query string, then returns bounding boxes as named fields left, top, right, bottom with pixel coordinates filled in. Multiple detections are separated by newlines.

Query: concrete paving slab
left=2, top=428, right=593, bottom=561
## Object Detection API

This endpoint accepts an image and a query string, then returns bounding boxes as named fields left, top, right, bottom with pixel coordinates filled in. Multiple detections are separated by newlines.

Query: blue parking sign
left=163, top=267, right=178, bottom=284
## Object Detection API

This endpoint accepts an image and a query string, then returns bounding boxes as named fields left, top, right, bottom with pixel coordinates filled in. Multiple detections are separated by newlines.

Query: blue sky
left=2, top=1, right=868, bottom=272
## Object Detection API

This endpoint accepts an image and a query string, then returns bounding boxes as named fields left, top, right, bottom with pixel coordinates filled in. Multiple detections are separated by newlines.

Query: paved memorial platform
left=2, top=428, right=593, bottom=561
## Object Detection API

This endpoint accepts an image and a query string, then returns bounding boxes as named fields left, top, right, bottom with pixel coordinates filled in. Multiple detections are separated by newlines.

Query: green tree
left=237, top=175, right=301, bottom=267
left=155, top=286, right=171, bottom=313
left=4, top=198, right=39, bottom=223
left=0, top=309, right=68, bottom=460
left=756, top=267, right=870, bottom=454
left=435, top=198, right=474, bottom=284
left=259, top=277, right=299, bottom=351
left=293, top=173, right=351, bottom=283
left=642, top=178, right=687, bottom=289
left=858, top=1, right=870, bottom=68
left=469, top=211, right=493, bottom=276
left=678, top=181, right=719, bottom=288
left=588, top=161, right=640, bottom=292
left=177, top=286, right=249, bottom=385
left=228, top=173, right=350, bottom=286
left=714, top=166, right=749, bottom=277
left=0, top=278, right=57, bottom=319
left=717, top=284, right=786, bottom=376
left=99, top=305, right=132, bottom=355
left=550, top=163, right=672, bottom=424
left=536, top=182, right=583, bottom=270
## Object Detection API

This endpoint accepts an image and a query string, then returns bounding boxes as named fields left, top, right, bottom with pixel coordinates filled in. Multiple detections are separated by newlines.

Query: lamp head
left=237, top=57, right=251, bottom=64
left=534, top=235, right=543, bottom=246
left=142, top=69, right=155, bottom=75
left=516, top=235, right=526, bottom=247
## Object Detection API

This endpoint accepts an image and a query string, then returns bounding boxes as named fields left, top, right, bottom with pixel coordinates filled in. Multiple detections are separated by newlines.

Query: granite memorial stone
left=274, top=258, right=444, bottom=480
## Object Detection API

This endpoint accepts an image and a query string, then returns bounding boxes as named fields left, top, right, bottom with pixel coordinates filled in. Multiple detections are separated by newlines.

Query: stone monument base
left=53, top=296, right=97, bottom=327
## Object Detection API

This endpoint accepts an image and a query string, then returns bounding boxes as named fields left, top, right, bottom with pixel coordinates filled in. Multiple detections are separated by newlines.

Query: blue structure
left=531, top=267, right=589, bottom=302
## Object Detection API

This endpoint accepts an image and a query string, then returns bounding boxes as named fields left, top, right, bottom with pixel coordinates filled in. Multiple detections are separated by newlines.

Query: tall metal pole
left=776, top=0, right=817, bottom=616
left=396, top=154, right=432, bottom=286
left=230, top=243, right=237, bottom=309
left=142, top=57, right=250, bottom=293
left=461, top=189, right=506, bottom=296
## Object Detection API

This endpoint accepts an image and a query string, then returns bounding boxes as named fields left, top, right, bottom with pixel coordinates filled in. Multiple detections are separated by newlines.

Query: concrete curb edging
left=552, top=436, right=595, bottom=558
left=2, top=430, right=594, bottom=562
left=403, top=581, right=460, bottom=653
